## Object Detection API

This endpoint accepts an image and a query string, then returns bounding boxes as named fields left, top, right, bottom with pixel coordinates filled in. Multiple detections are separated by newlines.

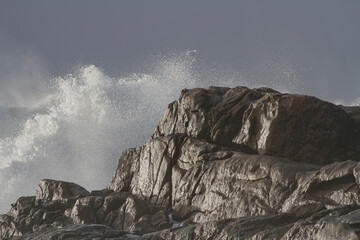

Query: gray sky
left=1, top=1, right=360, bottom=103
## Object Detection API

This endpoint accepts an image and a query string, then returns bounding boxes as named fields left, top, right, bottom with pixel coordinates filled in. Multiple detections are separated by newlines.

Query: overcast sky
left=1, top=1, right=360, bottom=103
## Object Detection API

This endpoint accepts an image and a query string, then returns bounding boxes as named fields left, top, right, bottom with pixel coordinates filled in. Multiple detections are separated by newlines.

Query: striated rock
left=153, top=87, right=271, bottom=151
left=130, top=209, right=171, bottom=235
left=101, top=193, right=150, bottom=231
left=143, top=204, right=360, bottom=240
left=2, top=86, right=360, bottom=239
left=299, top=160, right=360, bottom=207
left=169, top=136, right=316, bottom=221
left=8, top=196, right=35, bottom=220
left=0, top=215, right=22, bottom=239
left=36, top=179, right=90, bottom=202
left=232, top=93, right=352, bottom=164
left=154, top=87, right=355, bottom=164
left=15, top=224, right=140, bottom=240
left=70, top=204, right=96, bottom=224
left=0, top=179, right=171, bottom=239
left=108, top=147, right=141, bottom=192
left=110, top=134, right=360, bottom=223
left=0, top=180, right=169, bottom=239
left=282, top=205, right=360, bottom=239
left=130, top=135, right=181, bottom=209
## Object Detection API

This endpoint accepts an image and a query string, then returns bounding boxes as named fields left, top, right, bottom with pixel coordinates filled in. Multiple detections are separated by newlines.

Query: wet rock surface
left=2, top=86, right=360, bottom=239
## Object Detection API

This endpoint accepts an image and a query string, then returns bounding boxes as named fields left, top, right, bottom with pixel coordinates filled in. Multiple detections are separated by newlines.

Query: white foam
left=0, top=53, right=200, bottom=213
left=0, top=52, right=308, bottom=213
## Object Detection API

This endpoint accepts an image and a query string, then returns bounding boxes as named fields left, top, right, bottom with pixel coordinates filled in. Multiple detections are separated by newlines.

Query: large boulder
left=154, top=87, right=354, bottom=164
left=153, top=87, right=271, bottom=151
left=1, top=179, right=169, bottom=239
left=232, top=93, right=352, bottom=164
left=36, top=179, right=90, bottom=202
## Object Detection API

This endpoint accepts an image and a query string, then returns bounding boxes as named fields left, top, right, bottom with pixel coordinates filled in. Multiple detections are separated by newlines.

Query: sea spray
left=0, top=53, right=199, bottom=213
left=0, top=52, right=306, bottom=213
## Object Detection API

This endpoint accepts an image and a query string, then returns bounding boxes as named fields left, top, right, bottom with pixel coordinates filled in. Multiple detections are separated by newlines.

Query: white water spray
left=0, top=52, right=307, bottom=213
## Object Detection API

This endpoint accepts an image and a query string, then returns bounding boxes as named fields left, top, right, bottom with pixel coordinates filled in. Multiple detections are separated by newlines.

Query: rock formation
left=1, top=86, right=360, bottom=239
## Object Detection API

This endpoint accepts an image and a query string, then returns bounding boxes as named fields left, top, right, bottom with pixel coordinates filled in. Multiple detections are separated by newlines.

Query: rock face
left=1, top=86, right=360, bottom=239
left=0, top=180, right=169, bottom=239
left=36, top=179, right=90, bottom=202
left=153, top=87, right=354, bottom=164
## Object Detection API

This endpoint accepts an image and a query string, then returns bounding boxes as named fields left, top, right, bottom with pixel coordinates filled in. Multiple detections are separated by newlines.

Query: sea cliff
left=2, top=86, right=360, bottom=239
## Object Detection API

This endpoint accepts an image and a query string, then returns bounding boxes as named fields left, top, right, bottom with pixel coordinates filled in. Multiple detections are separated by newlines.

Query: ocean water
left=0, top=52, right=355, bottom=213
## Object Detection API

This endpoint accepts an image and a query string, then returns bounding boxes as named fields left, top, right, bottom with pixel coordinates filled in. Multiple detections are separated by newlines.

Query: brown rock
left=129, top=136, right=182, bottom=208
left=233, top=93, right=352, bottom=164
left=153, top=87, right=271, bottom=151
left=36, top=179, right=90, bottom=202
left=3, top=86, right=360, bottom=239
left=143, top=204, right=360, bottom=240
left=20, top=224, right=138, bottom=239
left=0, top=215, right=22, bottom=239
left=154, top=87, right=354, bottom=164
left=71, top=204, right=96, bottom=224
left=8, top=196, right=35, bottom=219
left=130, top=209, right=171, bottom=235
left=107, top=147, right=141, bottom=192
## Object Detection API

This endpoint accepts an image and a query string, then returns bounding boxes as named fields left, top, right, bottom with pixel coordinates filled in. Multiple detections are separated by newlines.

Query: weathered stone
left=0, top=215, right=22, bottom=239
left=76, top=195, right=104, bottom=209
left=299, top=160, right=360, bottom=207
left=36, top=179, right=90, bottom=202
left=108, top=147, right=141, bottom=192
left=42, top=210, right=63, bottom=223
left=282, top=205, right=360, bottom=240
left=90, top=188, right=114, bottom=196
left=154, top=87, right=355, bottom=164
left=8, top=196, right=35, bottom=219
left=122, top=195, right=150, bottom=230
left=2, top=86, right=360, bottom=240
left=170, top=136, right=320, bottom=222
left=153, top=87, right=270, bottom=150
left=143, top=204, right=360, bottom=240
left=71, top=204, right=96, bottom=224
left=353, top=162, right=360, bottom=185
left=17, top=224, right=139, bottom=240
left=109, top=134, right=360, bottom=225
left=233, top=93, right=352, bottom=164
left=130, top=136, right=180, bottom=208
left=100, top=194, right=151, bottom=232
left=130, top=209, right=171, bottom=235
left=98, top=192, right=129, bottom=216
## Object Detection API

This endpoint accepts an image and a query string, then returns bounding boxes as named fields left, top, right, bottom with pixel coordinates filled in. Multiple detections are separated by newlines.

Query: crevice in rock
left=306, top=174, right=357, bottom=194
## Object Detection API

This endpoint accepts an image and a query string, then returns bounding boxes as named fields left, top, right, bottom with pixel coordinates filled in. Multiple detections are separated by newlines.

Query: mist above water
left=0, top=51, right=357, bottom=213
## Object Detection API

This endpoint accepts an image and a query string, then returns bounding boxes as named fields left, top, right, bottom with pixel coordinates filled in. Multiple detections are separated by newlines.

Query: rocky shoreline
left=1, top=86, right=360, bottom=239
